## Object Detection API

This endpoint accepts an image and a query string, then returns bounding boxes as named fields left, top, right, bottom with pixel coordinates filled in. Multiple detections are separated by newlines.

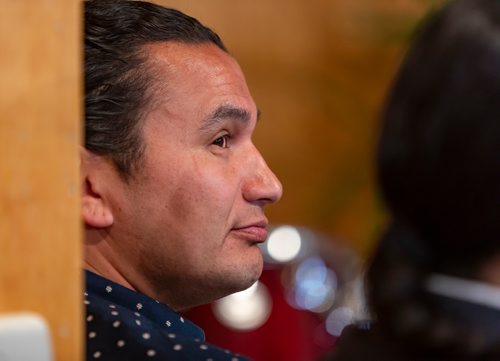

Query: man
left=82, top=1, right=282, bottom=360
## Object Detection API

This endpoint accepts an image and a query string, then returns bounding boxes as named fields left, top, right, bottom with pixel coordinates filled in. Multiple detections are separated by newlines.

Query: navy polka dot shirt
left=85, top=271, right=250, bottom=361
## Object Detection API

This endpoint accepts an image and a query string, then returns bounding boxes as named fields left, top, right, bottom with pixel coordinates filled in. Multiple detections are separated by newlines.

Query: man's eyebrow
left=200, top=105, right=260, bottom=132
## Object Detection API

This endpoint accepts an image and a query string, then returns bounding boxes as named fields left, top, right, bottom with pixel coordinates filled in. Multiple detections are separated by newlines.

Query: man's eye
left=212, top=135, right=229, bottom=148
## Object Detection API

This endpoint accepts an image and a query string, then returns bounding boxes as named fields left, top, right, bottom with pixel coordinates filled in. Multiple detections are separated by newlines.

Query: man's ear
left=81, top=147, right=114, bottom=228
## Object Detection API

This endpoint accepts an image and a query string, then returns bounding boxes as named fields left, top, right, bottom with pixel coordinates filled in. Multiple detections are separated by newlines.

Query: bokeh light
left=325, top=306, right=354, bottom=336
left=290, top=257, right=338, bottom=313
left=266, top=225, right=302, bottom=263
left=212, top=281, right=272, bottom=331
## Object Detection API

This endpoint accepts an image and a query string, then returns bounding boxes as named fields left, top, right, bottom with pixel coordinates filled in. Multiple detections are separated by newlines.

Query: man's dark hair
left=85, top=0, right=227, bottom=176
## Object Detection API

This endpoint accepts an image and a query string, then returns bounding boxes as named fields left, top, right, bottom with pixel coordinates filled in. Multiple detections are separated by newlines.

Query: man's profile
left=82, top=1, right=282, bottom=359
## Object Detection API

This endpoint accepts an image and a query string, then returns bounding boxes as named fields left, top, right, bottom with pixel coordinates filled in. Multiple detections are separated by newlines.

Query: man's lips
left=231, top=222, right=269, bottom=243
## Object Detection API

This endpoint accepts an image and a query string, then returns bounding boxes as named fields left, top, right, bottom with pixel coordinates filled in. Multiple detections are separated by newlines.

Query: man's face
left=105, top=42, right=282, bottom=309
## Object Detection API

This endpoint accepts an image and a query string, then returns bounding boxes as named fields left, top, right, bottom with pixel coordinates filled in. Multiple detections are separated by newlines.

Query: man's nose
left=242, top=147, right=283, bottom=207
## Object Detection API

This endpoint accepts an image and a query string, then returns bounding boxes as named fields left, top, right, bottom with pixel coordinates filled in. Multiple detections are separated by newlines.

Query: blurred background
left=0, top=1, right=445, bottom=360
left=156, top=0, right=446, bottom=360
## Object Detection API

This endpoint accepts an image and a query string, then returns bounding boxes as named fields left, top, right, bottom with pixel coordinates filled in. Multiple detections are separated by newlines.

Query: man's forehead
left=143, top=41, right=239, bottom=76
left=136, top=41, right=258, bottom=141
left=143, top=41, right=250, bottom=99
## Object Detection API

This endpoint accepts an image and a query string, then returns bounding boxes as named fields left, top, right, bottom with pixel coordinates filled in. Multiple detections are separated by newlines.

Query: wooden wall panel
left=0, top=1, right=82, bottom=361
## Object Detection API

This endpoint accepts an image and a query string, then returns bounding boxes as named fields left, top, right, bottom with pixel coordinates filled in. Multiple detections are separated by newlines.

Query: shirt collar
left=425, top=273, right=500, bottom=310
left=85, top=270, right=205, bottom=340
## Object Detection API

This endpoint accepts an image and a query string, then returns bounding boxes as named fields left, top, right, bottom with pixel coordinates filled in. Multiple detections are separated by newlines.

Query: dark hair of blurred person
left=324, top=0, right=500, bottom=360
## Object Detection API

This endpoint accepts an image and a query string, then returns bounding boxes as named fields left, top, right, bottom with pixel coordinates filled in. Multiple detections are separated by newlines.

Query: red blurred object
left=183, top=268, right=337, bottom=361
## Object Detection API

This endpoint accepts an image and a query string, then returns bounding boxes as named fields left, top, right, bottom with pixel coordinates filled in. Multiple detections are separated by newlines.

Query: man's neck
left=84, top=228, right=136, bottom=292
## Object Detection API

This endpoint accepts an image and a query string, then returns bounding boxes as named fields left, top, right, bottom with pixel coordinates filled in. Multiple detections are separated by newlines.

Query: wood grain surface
left=0, top=1, right=82, bottom=360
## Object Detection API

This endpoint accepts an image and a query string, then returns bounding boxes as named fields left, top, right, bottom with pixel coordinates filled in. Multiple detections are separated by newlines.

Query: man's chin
left=228, top=265, right=263, bottom=295
left=208, top=266, right=260, bottom=299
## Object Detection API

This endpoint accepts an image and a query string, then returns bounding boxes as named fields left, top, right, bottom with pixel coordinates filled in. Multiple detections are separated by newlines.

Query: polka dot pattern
left=85, top=270, right=249, bottom=360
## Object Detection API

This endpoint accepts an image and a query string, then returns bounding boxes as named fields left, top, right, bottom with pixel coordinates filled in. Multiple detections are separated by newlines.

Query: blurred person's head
left=369, top=0, right=500, bottom=354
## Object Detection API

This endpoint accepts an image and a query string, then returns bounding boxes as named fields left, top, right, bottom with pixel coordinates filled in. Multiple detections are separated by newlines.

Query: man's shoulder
left=84, top=271, right=250, bottom=360
left=85, top=313, right=249, bottom=361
